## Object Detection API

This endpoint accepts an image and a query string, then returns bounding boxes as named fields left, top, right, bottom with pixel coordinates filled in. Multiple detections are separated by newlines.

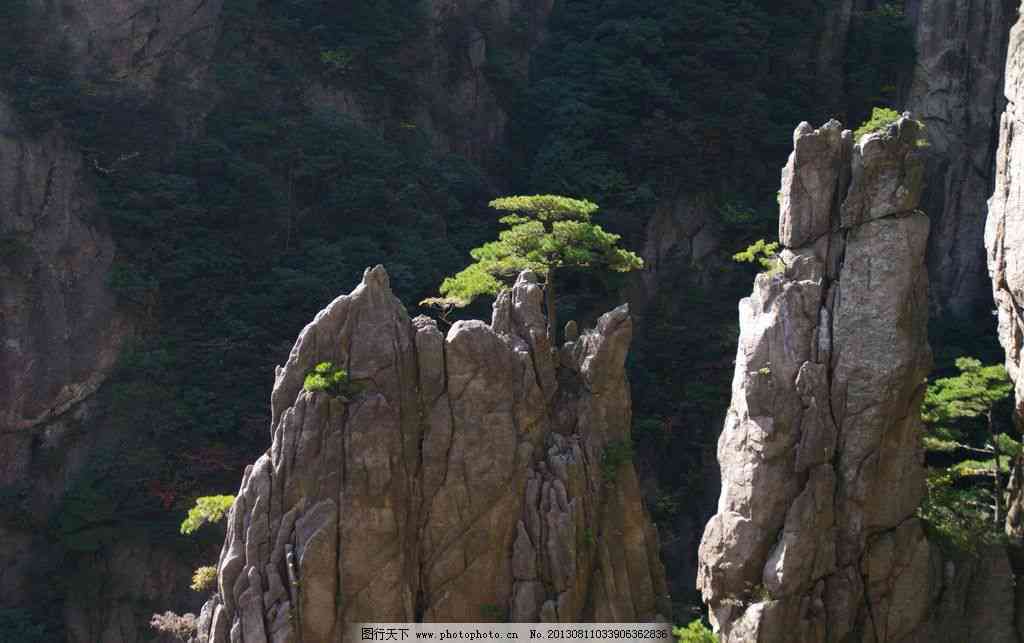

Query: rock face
left=0, top=2, right=224, bottom=639
left=0, top=91, right=135, bottom=620
left=988, top=3, right=1024, bottom=424
left=699, top=116, right=1021, bottom=642
left=34, top=0, right=224, bottom=91
left=905, top=0, right=1016, bottom=319
left=0, top=95, right=131, bottom=480
left=196, top=267, right=668, bottom=642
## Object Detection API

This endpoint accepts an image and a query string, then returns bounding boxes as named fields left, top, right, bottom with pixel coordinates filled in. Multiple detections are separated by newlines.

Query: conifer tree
left=922, top=358, right=1014, bottom=526
left=423, top=194, right=643, bottom=343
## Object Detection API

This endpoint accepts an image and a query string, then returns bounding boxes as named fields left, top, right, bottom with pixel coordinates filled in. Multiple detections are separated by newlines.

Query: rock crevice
left=699, top=115, right=1017, bottom=641
left=197, top=268, right=669, bottom=642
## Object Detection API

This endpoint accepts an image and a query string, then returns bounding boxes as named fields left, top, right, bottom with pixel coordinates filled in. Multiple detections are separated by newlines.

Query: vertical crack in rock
left=698, top=116, right=939, bottom=642
left=197, top=266, right=669, bottom=642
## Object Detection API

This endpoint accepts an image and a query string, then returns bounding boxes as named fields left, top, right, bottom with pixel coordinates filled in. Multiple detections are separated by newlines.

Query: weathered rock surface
left=0, top=3, right=224, bottom=639
left=700, top=116, right=1021, bottom=641
left=905, top=0, right=1016, bottom=319
left=196, top=267, right=668, bottom=642
left=988, top=2, right=1024, bottom=425
left=0, top=93, right=131, bottom=474
left=35, top=0, right=224, bottom=92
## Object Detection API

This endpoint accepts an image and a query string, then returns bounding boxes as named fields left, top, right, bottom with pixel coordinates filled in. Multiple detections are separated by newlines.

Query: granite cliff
left=700, top=116, right=1021, bottom=642
left=194, top=267, right=668, bottom=641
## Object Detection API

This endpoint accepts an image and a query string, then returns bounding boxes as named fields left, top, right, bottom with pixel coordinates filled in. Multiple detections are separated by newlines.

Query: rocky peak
left=196, top=266, right=669, bottom=642
left=698, top=115, right=1020, bottom=641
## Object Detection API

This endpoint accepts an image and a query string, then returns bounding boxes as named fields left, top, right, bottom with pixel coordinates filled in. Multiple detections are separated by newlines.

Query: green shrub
left=918, top=470, right=999, bottom=555
left=191, top=565, right=218, bottom=592
left=180, top=495, right=235, bottom=535
left=732, top=239, right=780, bottom=274
left=853, top=107, right=900, bottom=140
left=673, top=619, right=718, bottom=643
left=303, top=361, right=362, bottom=398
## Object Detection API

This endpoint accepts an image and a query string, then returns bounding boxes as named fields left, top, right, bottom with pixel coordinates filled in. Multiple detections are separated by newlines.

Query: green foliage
left=601, top=439, right=634, bottom=485
left=919, top=357, right=1015, bottom=550
left=489, top=194, right=600, bottom=221
left=919, top=471, right=1001, bottom=555
left=844, top=5, right=915, bottom=124
left=430, top=195, right=643, bottom=307
left=515, top=0, right=833, bottom=208
left=180, top=495, right=235, bottom=535
left=303, top=362, right=362, bottom=398
left=853, top=107, right=901, bottom=140
left=851, top=106, right=929, bottom=147
left=191, top=566, right=218, bottom=593
left=673, top=619, right=718, bottom=643
left=0, top=609, right=51, bottom=643
left=480, top=603, right=505, bottom=621
left=922, top=358, right=1012, bottom=428
left=732, top=239, right=780, bottom=273
left=951, top=456, right=1014, bottom=477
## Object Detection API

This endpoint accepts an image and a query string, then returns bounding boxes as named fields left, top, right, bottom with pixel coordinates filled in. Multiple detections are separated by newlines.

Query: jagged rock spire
left=196, top=266, right=669, bottom=642
left=699, top=117, right=936, bottom=641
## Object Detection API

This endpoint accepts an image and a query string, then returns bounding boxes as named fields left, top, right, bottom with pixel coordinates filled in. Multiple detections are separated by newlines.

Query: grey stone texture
left=197, top=268, right=669, bottom=642
left=702, top=116, right=1022, bottom=642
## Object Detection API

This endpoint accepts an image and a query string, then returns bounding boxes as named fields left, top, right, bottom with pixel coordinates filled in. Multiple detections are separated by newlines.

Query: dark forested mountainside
left=0, top=0, right=1014, bottom=639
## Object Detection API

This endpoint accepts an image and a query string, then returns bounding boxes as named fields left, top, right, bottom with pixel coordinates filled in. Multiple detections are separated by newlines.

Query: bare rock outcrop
left=699, top=116, right=1020, bottom=641
left=35, top=0, right=224, bottom=92
left=196, top=267, right=668, bottom=642
left=0, top=94, right=133, bottom=481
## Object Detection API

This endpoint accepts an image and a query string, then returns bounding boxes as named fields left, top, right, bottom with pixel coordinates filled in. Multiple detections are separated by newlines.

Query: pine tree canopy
left=922, top=357, right=1012, bottom=428
left=424, top=194, right=643, bottom=308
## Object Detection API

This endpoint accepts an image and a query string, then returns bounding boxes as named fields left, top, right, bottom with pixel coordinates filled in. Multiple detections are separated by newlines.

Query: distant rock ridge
left=195, top=267, right=669, bottom=642
left=700, top=116, right=1021, bottom=642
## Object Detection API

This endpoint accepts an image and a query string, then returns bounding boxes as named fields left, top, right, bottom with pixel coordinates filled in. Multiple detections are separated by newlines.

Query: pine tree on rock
left=423, top=194, right=643, bottom=344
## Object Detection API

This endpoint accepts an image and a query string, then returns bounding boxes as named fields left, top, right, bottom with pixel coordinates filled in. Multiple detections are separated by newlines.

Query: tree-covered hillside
left=0, top=0, right=923, bottom=633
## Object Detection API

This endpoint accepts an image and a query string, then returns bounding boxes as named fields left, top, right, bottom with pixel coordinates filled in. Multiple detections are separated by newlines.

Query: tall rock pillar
left=698, top=117, right=937, bottom=641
